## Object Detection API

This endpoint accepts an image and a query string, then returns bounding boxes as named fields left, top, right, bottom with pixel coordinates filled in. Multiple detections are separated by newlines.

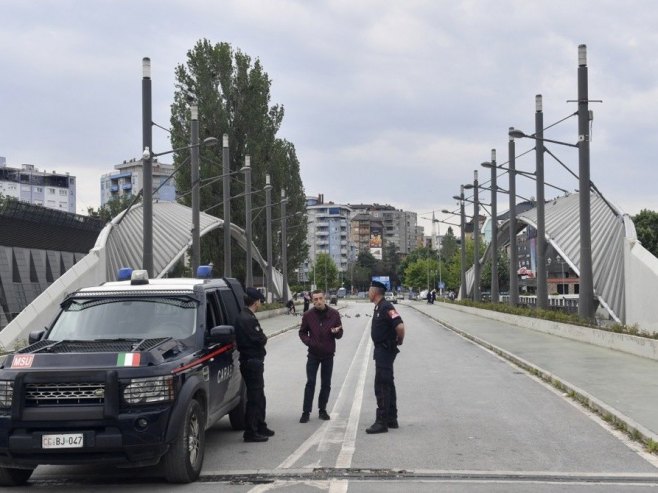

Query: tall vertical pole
left=222, top=134, right=231, bottom=277
left=535, top=94, right=548, bottom=310
left=264, top=174, right=273, bottom=301
left=578, top=44, right=595, bottom=321
left=459, top=185, right=467, bottom=300
left=490, top=148, right=498, bottom=303
left=141, top=57, right=153, bottom=277
left=244, top=156, right=253, bottom=286
left=508, top=128, right=519, bottom=306
left=190, top=105, right=200, bottom=275
left=473, top=170, right=481, bottom=302
left=281, top=190, right=288, bottom=302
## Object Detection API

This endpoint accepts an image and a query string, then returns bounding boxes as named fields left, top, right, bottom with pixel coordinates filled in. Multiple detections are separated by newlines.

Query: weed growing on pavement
left=647, top=439, right=658, bottom=454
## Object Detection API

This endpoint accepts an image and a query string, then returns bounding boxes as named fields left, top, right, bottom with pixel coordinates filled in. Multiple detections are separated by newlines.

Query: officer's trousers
left=240, top=358, right=267, bottom=436
left=373, top=347, right=397, bottom=423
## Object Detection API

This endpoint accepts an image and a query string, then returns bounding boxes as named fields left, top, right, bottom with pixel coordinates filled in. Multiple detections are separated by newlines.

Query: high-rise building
left=0, top=161, right=76, bottom=213
left=349, top=203, right=418, bottom=255
left=306, top=194, right=352, bottom=273
left=100, top=158, right=176, bottom=207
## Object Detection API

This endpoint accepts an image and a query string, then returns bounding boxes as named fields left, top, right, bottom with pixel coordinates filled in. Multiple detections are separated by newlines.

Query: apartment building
left=100, top=158, right=176, bottom=207
left=0, top=161, right=76, bottom=213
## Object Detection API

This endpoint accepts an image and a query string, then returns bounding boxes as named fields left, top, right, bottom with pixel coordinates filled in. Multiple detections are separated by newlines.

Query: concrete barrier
left=434, top=302, right=658, bottom=362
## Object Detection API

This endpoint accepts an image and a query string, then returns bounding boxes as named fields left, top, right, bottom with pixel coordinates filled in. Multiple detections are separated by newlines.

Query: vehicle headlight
left=123, top=376, right=174, bottom=405
left=0, top=381, right=13, bottom=409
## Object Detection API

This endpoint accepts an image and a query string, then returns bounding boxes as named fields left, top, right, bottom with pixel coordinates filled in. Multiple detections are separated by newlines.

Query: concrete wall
left=624, top=237, right=658, bottom=332
left=440, top=301, right=658, bottom=362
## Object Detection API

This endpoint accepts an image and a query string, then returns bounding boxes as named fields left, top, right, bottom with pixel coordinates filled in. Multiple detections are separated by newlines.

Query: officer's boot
left=366, top=411, right=389, bottom=434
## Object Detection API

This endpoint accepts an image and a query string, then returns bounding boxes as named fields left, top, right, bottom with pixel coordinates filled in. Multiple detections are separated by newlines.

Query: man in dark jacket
left=298, top=289, right=343, bottom=423
left=235, top=287, right=274, bottom=442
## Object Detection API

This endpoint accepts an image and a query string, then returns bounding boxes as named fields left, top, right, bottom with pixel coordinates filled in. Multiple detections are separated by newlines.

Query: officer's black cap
left=245, top=287, right=265, bottom=302
left=370, top=280, right=386, bottom=290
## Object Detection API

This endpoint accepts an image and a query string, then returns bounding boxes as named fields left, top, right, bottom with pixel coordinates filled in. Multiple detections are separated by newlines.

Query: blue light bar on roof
left=197, top=265, right=213, bottom=279
left=117, top=267, right=133, bottom=281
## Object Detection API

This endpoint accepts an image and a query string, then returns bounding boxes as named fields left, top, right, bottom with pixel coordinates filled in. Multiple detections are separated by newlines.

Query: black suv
left=0, top=269, right=247, bottom=485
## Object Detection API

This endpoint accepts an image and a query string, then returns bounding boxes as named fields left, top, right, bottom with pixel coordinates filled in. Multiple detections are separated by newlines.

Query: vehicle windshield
left=47, top=297, right=198, bottom=341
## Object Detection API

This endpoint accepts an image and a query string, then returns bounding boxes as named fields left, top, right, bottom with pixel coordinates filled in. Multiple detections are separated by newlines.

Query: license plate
left=42, top=433, right=84, bottom=449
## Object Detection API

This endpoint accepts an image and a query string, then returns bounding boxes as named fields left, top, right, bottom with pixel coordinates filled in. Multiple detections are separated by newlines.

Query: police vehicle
left=0, top=267, right=247, bottom=485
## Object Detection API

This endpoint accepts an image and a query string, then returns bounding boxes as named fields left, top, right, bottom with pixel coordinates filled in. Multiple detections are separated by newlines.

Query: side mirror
left=29, top=330, right=45, bottom=345
left=208, top=325, right=235, bottom=345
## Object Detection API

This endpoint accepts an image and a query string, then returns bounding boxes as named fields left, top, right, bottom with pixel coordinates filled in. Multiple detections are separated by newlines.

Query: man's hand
left=331, top=325, right=342, bottom=334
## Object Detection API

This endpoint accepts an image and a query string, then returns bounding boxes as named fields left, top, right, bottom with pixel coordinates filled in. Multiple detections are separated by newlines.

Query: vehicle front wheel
left=163, top=399, right=206, bottom=483
left=0, top=466, right=35, bottom=486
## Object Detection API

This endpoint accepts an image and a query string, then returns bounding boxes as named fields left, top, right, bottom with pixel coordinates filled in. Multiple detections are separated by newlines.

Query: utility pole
left=190, top=105, right=200, bottom=274
left=490, top=148, right=498, bottom=303
left=243, top=156, right=253, bottom=286
left=222, top=134, right=231, bottom=276
left=281, top=189, right=288, bottom=303
left=508, top=128, right=519, bottom=306
left=141, top=57, right=153, bottom=277
left=264, top=174, right=273, bottom=301
left=535, top=95, right=548, bottom=310
left=473, top=170, right=481, bottom=302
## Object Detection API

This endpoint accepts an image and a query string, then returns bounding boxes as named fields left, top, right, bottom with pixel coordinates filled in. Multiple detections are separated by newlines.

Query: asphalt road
left=30, top=302, right=658, bottom=491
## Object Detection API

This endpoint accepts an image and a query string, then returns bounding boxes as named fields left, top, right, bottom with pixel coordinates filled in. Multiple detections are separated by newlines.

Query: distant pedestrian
left=298, top=289, right=343, bottom=423
left=286, top=299, right=296, bottom=315
left=235, top=287, right=275, bottom=443
left=366, top=280, right=405, bottom=434
left=303, top=291, right=311, bottom=312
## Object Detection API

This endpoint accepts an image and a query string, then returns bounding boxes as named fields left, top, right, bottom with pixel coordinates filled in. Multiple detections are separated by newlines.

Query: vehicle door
left=205, top=290, right=235, bottom=414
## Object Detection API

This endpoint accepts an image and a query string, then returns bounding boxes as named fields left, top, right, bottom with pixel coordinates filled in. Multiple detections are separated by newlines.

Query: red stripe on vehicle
left=172, top=343, right=235, bottom=374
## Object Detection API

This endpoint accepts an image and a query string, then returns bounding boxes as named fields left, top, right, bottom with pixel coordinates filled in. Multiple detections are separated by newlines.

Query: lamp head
left=509, top=128, right=527, bottom=139
left=451, top=195, right=461, bottom=201
left=463, top=184, right=474, bottom=190
left=481, top=161, right=493, bottom=169
left=202, top=137, right=218, bottom=147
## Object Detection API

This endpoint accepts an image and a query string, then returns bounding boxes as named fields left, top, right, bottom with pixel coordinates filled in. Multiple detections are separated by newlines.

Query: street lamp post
left=264, top=174, right=273, bottom=302
left=190, top=105, right=200, bottom=274
left=281, top=190, right=289, bottom=303
left=473, top=170, right=481, bottom=302
left=142, top=57, right=153, bottom=276
left=222, top=134, right=231, bottom=277
left=243, top=156, right=253, bottom=286
left=508, top=129, right=519, bottom=306
left=578, top=44, right=595, bottom=321
left=535, top=95, right=548, bottom=310
left=489, top=149, right=498, bottom=303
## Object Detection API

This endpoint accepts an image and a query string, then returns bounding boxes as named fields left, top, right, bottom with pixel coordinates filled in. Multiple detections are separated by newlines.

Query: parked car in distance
left=384, top=292, right=397, bottom=304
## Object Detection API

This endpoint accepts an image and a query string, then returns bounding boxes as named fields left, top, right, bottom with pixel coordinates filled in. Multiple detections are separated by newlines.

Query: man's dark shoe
left=243, top=433, right=269, bottom=442
left=319, top=410, right=331, bottom=421
left=387, top=419, right=399, bottom=429
left=365, top=422, right=388, bottom=434
left=258, top=427, right=275, bottom=437
left=299, top=412, right=310, bottom=423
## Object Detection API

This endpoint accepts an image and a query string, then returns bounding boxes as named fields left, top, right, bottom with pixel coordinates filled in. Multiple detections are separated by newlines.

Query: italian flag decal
left=117, top=352, right=141, bottom=367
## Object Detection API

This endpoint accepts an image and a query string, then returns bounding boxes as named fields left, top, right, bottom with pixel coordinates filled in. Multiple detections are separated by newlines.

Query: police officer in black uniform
left=235, top=287, right=275, bottom=442
left=366, top=280, right=405, bottom=434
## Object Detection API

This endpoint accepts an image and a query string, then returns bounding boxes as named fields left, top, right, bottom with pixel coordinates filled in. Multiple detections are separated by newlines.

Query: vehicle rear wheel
left=163, top=399, right=205, bottom=483
left=0, top=466, right=35, bottom=486
left=228, top=382, right=247, bottom=430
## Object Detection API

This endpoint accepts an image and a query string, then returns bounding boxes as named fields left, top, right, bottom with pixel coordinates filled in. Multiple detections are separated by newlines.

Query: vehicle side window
left=218, top=288, right=240, bottom=326
left=205, top=291, right=224, bottom=329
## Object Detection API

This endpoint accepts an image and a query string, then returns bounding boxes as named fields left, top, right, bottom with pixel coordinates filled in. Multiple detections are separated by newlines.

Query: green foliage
left=169, top=39, right=308, bottom=282
left=633, top=209, right=658, bottom=258
left=404, top=258, right=440, bottom=292
left=310, top=253, right=339, bottom=292
left=382, top=243, right=401, bottom=286
left=86, top=195, right=135, bottom=223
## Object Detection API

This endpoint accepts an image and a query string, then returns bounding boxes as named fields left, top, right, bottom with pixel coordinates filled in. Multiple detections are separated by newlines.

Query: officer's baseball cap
left=370, top=280, right=386, bottom=290
left=245, top=287, right=265, bottom=302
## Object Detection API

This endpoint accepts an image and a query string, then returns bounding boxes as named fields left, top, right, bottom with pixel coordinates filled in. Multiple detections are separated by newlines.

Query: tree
left=169, top=39, right=308, bottom=282
left=310, top=253, right=338, bottom=293
left=633, top=209, right=658, bottom=258
left=86, top=195, right=135, bottom=223
left=440, top=227, right=458, bottom=262
left=403, top=258, right=440, bottom=292
left=382, top=243, right=401, bottom=286
left=399, top=246, right=438, bottom=287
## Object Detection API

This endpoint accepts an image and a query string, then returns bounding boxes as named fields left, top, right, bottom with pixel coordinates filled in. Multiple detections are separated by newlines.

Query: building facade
left=100, top=158, right=176, bottom=207
left=306, top=195, right=352, bottom=273
left=349, top=204, right=418, bottom=255
left=0, top=162, right=76, bottom=213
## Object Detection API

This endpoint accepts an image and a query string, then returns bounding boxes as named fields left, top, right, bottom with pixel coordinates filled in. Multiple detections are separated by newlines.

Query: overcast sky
left=2, top=0, right=657, bottom=234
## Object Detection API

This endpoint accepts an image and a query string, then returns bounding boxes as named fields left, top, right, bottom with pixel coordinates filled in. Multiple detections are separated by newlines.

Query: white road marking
left=275, top=317, right=372, bottom=470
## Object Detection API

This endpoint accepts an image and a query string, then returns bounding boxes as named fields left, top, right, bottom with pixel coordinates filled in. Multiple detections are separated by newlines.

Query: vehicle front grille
left=25, top=382, right=105, bottom=405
